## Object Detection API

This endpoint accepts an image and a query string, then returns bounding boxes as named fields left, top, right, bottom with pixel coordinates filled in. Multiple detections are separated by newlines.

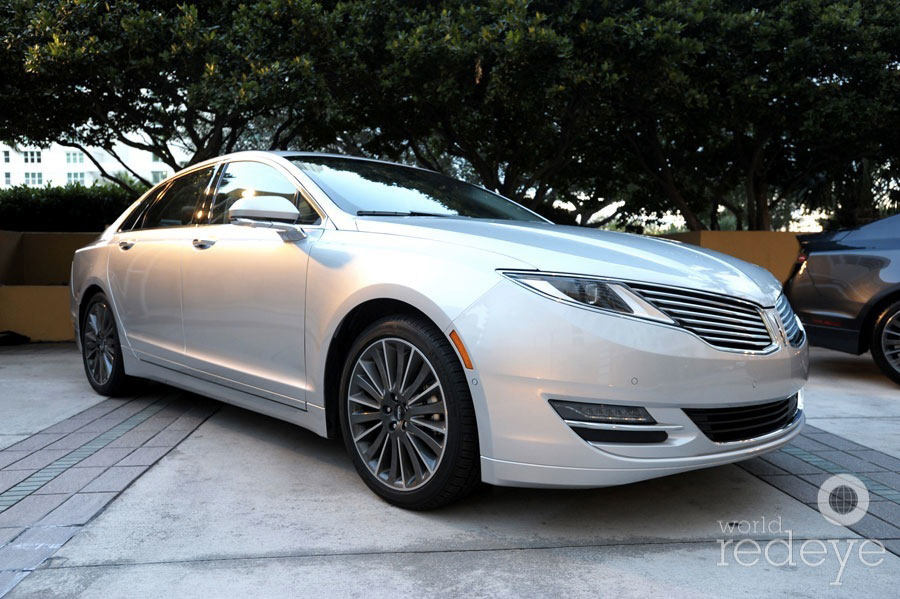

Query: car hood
left=355, top=217, right=783, bottom=306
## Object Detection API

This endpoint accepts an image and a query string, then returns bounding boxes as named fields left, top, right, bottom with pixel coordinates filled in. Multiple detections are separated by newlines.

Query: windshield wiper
left=356, top=210, right=452, bottom=217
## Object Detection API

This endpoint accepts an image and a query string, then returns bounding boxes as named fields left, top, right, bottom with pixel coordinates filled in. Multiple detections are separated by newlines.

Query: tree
left=1, top=0, right=346, bottom=191
left=3, top=0, right=900, bottom=229
left=609, top=0, right=900, bottom=230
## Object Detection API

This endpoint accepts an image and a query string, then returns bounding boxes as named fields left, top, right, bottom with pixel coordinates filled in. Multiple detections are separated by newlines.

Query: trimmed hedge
left=0, top=184, right=139, bottom=232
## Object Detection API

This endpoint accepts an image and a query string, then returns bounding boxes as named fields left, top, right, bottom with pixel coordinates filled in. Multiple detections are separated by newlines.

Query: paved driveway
left=1, top=344, right=899, bottom=597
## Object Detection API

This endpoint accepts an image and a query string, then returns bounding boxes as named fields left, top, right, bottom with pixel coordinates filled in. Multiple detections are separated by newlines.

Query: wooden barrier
left=0, top=231, right=98, bottom=342
left=662, top=231, right=800, bottom=284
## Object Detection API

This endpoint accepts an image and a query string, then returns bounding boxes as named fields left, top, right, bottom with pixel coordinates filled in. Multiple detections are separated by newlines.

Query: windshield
left=288, top=156, right=545, bottom=222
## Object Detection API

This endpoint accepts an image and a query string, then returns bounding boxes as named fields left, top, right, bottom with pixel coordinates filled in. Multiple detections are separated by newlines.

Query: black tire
left=81, top=292, right=133, bottom=396
left=338, top=315, right=480, bottom=509
left=871, top=299, right=900, bottom=386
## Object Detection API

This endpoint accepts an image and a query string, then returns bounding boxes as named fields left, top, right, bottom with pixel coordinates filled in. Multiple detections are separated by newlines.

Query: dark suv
left=785, top=214, right=900, bottom=384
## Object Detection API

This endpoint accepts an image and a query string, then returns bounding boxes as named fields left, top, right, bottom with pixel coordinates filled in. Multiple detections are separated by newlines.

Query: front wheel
left=872, top=300, right=900, bottom=385
left=81, top=292, right=132, bottom=396
left=339, top=315, right=480, bottom=509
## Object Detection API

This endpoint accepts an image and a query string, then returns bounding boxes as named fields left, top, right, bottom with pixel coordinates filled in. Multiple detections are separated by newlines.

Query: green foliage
left=2, top=0, right=900, bottom=231
left=0, top=184, right=138, bottom=232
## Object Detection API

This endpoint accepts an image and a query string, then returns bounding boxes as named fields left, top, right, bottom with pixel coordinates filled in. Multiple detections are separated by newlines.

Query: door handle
left=192, top=239, right=216, bottom=250
left=118, top=240, right=135, bottom=250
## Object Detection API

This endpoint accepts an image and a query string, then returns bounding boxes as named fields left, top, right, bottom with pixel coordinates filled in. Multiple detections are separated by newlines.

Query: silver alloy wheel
left=347, top=337, right=448, bottom=491
left=883, top=310, right=900, bottom=373
left=84, top=301, right=117, bottom=386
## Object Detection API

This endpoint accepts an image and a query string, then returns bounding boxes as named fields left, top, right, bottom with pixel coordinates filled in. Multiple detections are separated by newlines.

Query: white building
left=0, top=141, right=191, bottom=189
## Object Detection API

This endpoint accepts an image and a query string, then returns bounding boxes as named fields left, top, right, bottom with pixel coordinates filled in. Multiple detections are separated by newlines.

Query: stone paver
left=0, top=496, right=68, bottom=528
left=32, top=469, right=106, bottom=496
left=2, top=450, right=70, bottom=472
left=80, top=467, right=148, bottom=494
left=3, top=436, right=66, bottom=454
left=38, top=494, right=117, bottom=527
left=71, top=448, right=134, bottom=469
left=115, top=447, right=172, bottom=468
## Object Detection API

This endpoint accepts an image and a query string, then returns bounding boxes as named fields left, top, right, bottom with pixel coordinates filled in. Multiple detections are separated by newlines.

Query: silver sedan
left=71, top=151, right=808, bottom=509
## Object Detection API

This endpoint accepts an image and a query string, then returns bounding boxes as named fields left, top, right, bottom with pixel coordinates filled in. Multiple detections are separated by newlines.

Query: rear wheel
left=872, top=300, right=900, bottom=385
left=339, top=315, right=480, bottom=509
left=81, top=293, right=132, bottom=396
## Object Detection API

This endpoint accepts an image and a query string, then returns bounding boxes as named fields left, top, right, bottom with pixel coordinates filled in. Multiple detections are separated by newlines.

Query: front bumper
left=452, top=278, right=809, bottom=488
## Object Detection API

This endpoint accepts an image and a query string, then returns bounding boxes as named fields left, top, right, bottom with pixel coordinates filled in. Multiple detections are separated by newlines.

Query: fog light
left=549, top=400, right=656, bottom=424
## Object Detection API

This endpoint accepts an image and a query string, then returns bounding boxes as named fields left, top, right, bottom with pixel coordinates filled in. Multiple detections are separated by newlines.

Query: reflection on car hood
left=355, top=217, right=783, bottom=306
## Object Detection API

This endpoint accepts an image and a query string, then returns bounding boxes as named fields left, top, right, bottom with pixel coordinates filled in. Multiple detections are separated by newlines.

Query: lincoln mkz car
left=786, top=214, right=900, bottom=384
left=71, top=151, right=808, bottom=509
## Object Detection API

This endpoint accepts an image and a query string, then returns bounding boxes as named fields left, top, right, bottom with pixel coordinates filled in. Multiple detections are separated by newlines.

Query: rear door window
left=119, top=184, right=169, bottom=232
left=139, top=166, right=215, bottom=230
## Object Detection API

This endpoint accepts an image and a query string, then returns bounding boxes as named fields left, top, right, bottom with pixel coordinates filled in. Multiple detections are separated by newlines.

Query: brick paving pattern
left=0, top=391, right=218, bottom=596
left=738, top=424, right=900, bottom=556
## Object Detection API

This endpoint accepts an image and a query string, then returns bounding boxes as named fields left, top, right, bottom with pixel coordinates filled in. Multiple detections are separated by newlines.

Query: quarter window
left=208, top=161, right=320, bottom=225
left=139, top=167, right=215, bottom=230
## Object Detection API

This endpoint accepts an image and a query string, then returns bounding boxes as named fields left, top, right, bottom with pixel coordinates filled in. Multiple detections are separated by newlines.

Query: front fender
left=304, top=229, right=531, bottom=408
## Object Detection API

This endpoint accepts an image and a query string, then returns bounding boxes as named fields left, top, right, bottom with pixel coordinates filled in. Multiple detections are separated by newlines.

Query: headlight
left=501, top=271, right=674, bottom=324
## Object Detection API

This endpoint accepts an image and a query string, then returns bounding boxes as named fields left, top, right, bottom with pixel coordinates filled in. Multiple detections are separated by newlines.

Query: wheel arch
left=77, top=284, right=107, bottom=334
left=321, top=297, right=457, bottom=440
left=859, top=285, right=900, bottom=353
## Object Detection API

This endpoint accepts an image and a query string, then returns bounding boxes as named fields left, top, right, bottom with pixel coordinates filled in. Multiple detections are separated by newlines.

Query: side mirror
left=227, top=195, right=300, bottom=222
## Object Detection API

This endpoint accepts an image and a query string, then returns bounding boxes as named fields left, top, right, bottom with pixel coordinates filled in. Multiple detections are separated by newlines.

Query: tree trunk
left=721, top=200, right=744, bottom=231
left=754, top=178, right=771, bottom=230
left=709, top=200, right=719, bottom=230
left=663, top=180, right=705, bottom=231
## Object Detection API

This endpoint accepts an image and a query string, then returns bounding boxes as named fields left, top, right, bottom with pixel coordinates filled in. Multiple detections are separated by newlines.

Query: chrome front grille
left=775, top=294, right=804, bottom=347
left=626, top=283, right=774, bottom=352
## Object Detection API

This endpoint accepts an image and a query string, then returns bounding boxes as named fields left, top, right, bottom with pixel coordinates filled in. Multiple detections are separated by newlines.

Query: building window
left=3, top=151, right=8, bottom=163
left=152, top=154, right=163, bottom=162
left=66, top=151, right=84, bottom=164
left=67, top=172, right=86, bottom=185
left=24, top=151, right=42, bottom=164
left=151, top=171, right=167, bottom=183
left=24, top=172, right=43, bottom=186
left=4, top=173, right=9, bottom=186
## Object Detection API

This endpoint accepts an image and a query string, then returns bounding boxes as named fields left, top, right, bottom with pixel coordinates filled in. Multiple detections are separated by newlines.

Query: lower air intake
left=683, top=395, right=799, bottom=443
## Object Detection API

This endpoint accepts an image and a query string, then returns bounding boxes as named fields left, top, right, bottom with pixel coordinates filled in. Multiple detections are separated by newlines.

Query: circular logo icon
left=817, top=474, right=869, bottom=526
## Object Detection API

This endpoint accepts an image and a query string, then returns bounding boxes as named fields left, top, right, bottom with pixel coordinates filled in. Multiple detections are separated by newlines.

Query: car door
left=107, top=165, right=217, bottom=364
left=807, top=215, right=899, bottom=320
left=180, top=160, right=324, bottom=408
